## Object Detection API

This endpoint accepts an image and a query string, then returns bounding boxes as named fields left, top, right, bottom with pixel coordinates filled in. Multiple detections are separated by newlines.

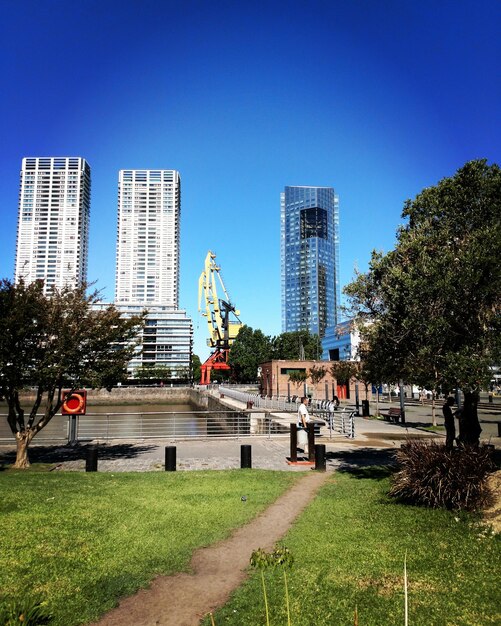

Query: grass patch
left=205, top=471, right=501, bottom=625
left=421, top=425, right=445, bottom=432
left=0, top=463, right=56, bottom=473
left=0, top=470, right=300, bottom=625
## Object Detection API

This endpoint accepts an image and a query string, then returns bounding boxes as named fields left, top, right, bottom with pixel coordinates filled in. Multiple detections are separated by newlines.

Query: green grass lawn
left=205, top=467, right=501, bottom=626
left=0, top=469, right=300, bottom=625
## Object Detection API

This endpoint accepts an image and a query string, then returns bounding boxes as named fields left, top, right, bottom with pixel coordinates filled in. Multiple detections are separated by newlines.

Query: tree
left=135, top=365, right=172, bottom=384
left=309, top=365, right=327, bottom=385
left=228, top=325, right=272, bottom=383
left=0, top=280, right=144, bottom=468
left=228, top=327, right=324, bottom=383
left=288, top=369, right=308, bottom=386
left=271, top=330, right=321, bottom=360
left=345, top=160, right=501, bottom=443
left=192, top=354, right=202, bottom=383
left=329, top=361, right=359, bottom=386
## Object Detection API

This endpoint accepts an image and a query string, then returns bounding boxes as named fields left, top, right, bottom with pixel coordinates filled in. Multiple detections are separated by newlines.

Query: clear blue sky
left=0, top=0, right=499, bottom=360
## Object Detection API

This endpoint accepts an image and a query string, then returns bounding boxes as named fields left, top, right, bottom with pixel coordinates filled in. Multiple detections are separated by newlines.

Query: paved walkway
left=3, top=392, right=498, bottom=472
left=0, top=416, right=441, bottom=473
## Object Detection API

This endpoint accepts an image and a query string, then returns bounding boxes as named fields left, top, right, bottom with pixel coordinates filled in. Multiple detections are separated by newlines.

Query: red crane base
left=200, top=348, right=231, bottom=385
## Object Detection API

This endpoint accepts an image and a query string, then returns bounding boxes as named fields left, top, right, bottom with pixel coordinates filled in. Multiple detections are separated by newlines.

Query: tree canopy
left=192, top=354, right=202, bottom=383
left=134, top=365, right=172, bottom=384
left=228, top=326, right=322, bottom=383
left=0, top=280, right=144, bottom=467
left=228, top=325, right=272, bottom=382
left=345, top=159, right=501, bottom=443
left=271, top=330, right=322, bottom=361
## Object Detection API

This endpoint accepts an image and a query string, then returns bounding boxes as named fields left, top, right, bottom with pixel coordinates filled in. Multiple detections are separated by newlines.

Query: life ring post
left=62, top=390, right=87, bottom=415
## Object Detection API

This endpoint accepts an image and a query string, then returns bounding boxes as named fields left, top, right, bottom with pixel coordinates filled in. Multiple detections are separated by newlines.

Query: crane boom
left=198, top=251, right=242, bottom=384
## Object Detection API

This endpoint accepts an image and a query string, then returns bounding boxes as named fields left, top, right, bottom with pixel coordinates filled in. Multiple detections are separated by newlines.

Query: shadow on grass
left=327, top=447, right=397, bottom=479
left=0, top=443, right=157, bottom=469
left=374, top=419, right=442, bottom=430
left=403, top=421, right=441, bottom=429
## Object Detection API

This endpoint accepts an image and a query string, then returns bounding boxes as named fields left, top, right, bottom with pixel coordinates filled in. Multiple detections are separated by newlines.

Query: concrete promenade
left=1, top=391, right=498, bottom=472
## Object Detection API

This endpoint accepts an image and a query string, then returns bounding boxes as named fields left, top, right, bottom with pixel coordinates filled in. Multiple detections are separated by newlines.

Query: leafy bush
left=389, top=440, right=496, bottom=511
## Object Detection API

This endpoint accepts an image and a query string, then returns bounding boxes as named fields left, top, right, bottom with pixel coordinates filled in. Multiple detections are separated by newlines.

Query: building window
left=300, top=207, right=327, bottom=240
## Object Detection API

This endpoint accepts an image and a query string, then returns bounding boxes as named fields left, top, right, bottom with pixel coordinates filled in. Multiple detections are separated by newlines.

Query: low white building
left=92, top=303, right=193, bottom=379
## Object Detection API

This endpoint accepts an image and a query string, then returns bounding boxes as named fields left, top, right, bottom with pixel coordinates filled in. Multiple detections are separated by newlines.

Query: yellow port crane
left=198, top=251, right=242, bottom=384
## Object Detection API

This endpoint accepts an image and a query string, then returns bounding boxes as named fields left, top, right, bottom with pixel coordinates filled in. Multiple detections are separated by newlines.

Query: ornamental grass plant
left=389, top=439, right=496, bottom=511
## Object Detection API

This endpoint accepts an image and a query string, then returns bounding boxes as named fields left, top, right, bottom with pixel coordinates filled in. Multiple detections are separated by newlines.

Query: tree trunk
left=14, top=431, right=33, bottom=469
left=431, top=392, right=437, bottom=427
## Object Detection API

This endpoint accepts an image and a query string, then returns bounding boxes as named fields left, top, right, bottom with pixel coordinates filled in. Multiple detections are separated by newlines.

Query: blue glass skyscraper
left=281, top=186, right=340, bottom=338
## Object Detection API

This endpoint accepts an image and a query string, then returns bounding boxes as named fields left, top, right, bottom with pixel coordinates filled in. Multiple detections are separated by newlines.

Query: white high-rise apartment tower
left=14, top=157, right=91, bottom=294
left=115, top=170, right=180, bottom=307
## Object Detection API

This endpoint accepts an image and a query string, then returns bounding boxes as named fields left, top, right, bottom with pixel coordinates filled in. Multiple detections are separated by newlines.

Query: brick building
left=259, top=359, right=371, bottom=401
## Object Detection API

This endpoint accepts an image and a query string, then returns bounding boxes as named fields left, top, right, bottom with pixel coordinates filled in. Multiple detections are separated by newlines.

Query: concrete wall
left=17, top=387, right=207, bottom=407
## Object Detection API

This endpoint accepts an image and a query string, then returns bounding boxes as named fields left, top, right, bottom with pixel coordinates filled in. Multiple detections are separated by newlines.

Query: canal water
left=78, top=403, right=207, bottom=437
left=0, top=401, right=241, bottom=441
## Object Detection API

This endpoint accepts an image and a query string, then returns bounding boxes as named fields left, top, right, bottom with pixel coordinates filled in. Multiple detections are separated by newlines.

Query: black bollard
left=307, top=422, right=315, bottom=462
left=86, top=445, right=98, bottom=472
left=165, top=446, right=176, bottom=471
left=241, top=444, right=252, bottom=468
left=315, top=444, right=326, bottom=471
left=498, top=422, right=501, bottom=438
left=290, top=423, right=298, bottom=462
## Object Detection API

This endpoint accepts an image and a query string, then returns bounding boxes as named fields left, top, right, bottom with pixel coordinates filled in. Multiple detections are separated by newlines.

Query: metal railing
left=219, top=386, right=297, bottom=411
left=0, top=414, right=69, bottom=443
left=218, top=386, right=356, bottom=438
left=0, top=410, right=288, bottom=443
left=314, top=408, right=356, bottom=439
left=1, top=393, right=356, bottom=443
left=75, top=411, right=254, bottom=440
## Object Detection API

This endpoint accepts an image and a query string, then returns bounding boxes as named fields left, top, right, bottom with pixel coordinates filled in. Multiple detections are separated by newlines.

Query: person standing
left=297, top=396, right=310, bottom=454
left=442, top=397, right=457, bottom=451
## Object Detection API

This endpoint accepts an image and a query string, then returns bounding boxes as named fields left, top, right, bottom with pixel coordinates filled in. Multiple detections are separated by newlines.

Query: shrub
left=389, top=440, right=496, bottom=511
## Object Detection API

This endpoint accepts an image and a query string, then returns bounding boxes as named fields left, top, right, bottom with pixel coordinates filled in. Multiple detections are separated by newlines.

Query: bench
left=382, top=407, right=404, bottom=423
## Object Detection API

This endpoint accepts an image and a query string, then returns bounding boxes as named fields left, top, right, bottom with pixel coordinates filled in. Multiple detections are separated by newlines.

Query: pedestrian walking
left=297, top=396, right=310, bottom=455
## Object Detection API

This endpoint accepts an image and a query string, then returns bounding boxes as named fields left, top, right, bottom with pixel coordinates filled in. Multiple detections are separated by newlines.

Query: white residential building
left=112, top=169, right=191, bottom=378
left=14, top=157, right=91, bottom=294
left=115, top=169, right=180, bottom=307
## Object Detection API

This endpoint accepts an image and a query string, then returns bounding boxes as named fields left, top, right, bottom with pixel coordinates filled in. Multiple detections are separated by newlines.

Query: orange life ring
left=63, top=393, right=85, bottom=414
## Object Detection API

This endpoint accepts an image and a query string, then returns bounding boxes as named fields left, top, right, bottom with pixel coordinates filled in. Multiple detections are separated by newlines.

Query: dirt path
left=484, top=470, right=501, bottom=533
left=92, top=470, right=330, bottom=626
